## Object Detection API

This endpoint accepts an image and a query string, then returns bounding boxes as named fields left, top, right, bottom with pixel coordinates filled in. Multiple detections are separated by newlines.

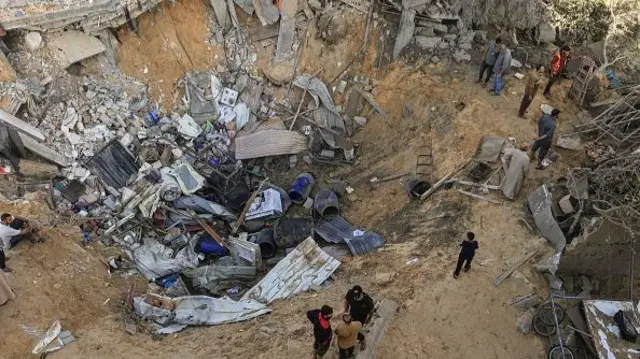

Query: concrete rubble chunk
left=511, top=59, right=523, bottom=68
left=453, top=49, right=471, bottom=62
left=50, top=31, right=106, bottom=69
left=275, top=0, right=297, bottom=60
left=474, top=30, right=488, bottom=43
left=392, top=9, right=415, bottom=59
left=415, top=36, right=441, bottom=49
left=538, top=22, right=555, bottom=44
left=458, top=42, right=472, bottom=50
left=414, top=26, right=435, bottom=37
left=252, top=0, right=280, bottom=25
left=430, top=56, right=440, bottom=63
left=558, top=194, right=575, bottom=214
left=25, top=32, right=43, bottom=51
left=353, top=116, right=367, bottom=127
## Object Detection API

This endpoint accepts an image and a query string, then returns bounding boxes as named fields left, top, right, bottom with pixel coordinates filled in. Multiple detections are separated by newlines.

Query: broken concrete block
left=474, top=30, right=488, bottom=43
left=443, top=34, right=457, bottom=42
left=437, top=41, right=449, bottom=49
left=25, top=32, right=43, bottom=51
left=511, top=59, right=523, bottom=68
left=50, top=31, right=106, bottom=68
left=392, top=9, right=416, bottom=59
left=458, top=42, right=472, bottom=50
left=375, top=272, right=395, bottom=285
left=453, top=49, right=471, bottom=62
left=516, top=309, right=535, bottom=334
left=430, top=23, right=448, bottom=34
left=320, top=149, right=335, bottom=158
left=414, top=26, right=434, bottom=37
left=538, top=22, right=555, bottom=44
left=556, top=134, right=582, bottom=150
left=558, top=195, right=575, bottom=214
left=430, top=56, right=440, bottom=63
left=415, top=36, right=441, bottom=49
left=260, top=59, right=295, bottom=85
left=353, top=116, right=367, bottom=127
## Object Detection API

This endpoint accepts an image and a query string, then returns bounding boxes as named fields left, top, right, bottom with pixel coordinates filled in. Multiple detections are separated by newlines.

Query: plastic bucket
left=288, top=173, right=315, bottom=204
left=314, top=189, right=340, bottom=217
left=254, top=228, right=276, bottom=259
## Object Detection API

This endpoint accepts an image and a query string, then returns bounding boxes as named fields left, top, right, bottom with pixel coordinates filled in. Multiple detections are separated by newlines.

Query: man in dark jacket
left=344, top=285, right=375, bottom=350
left=531, top=109, right=559, bottom=169
left=307, top=305, right=333, bottom=358
left=453, top=232, right=479, bottom=278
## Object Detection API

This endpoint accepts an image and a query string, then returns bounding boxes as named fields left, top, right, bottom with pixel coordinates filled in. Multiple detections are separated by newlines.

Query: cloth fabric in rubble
left=132, top=239, right=199, bottom=280
left=500, top=148, right=530, bottom=200
left=173, top=195, right=236, bottom=222
left=133, top=295, right=271, bottom=327
left=293, top=74, right=346, bottom=148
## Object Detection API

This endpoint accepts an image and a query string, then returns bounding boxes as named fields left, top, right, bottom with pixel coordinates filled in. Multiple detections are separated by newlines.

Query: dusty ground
left=0, top=0, right=587, bottom=358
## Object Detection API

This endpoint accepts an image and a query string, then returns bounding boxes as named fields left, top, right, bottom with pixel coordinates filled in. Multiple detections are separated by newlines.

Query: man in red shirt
left=307, top=305, right=334, bottom=358
left=543, top=45, right=571, bottom=97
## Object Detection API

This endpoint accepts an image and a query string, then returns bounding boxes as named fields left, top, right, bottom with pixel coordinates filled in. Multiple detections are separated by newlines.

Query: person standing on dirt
left=531, top=109, right=559, bottom=170
left=490, top=43, right=512, bottom=95
left=518, top=65, right=545, bottom=118
left=335, top=313, right=362, bottom=359
left=307, top=305, right=334, bottom=359
left=500, top=143, right=530, bottom=200
left=453, top=232, right=478, bottom=279
left=344, top=285, right=375, bottom=350
left=543, top=45, right=571, bottom=98
left=477, top=37, right=501, bottom=87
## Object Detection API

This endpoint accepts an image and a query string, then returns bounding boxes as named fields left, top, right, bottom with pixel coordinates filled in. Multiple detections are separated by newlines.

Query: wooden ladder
left=569, top=57, right=597, bottom=107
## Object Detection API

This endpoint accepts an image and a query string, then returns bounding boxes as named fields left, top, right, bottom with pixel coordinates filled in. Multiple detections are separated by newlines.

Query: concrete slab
left=50, top=30, right=105, bottom=68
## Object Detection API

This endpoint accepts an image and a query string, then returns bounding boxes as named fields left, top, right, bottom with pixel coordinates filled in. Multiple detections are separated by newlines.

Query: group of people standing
left=307, top=285, right=375, bottom=359
left=477, top=37, right=572, bottom=200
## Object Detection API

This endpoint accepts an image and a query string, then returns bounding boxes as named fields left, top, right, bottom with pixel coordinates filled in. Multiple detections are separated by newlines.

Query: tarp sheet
left=134, top=295, right=271, bottom=326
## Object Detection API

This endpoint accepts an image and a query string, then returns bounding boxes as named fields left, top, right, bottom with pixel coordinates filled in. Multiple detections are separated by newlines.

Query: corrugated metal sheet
left=527, top=184, right=567, bottom=252
left=583, top=300, right=638, bottom=359
left=235, top=130, right=308, bottom=159
left=85, top=140, right=139, bottom=189
left=316, top=215, right=354, bottom=244
left=242, top=237, right=340, bottom=303
left=344, top=232, right=385, bottom=256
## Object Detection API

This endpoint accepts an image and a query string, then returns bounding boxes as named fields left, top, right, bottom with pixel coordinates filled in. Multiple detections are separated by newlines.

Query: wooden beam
left=458, top=189, right=501, bottom=204
left=232, top=178, right=268, bottom=234
left=420, top=159, right=471, bottom=200
left=493, top=251, right=538, bottom=287
left=355, top=299, right=399, bottom=359
left=0, top=108, right=45, bottom=141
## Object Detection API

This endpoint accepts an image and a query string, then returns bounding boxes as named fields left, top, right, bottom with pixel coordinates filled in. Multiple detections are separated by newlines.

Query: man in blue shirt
left=491, top=43, right=512, bottom=95
left=531, top=109, right=559, bottom=169
left=477, top=37, right=501, bottom=87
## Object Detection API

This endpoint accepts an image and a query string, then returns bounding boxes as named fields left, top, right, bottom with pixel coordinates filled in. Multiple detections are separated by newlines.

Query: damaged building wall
left=558, top=218, right=636, bottom=278
left=460, top=0, right=545, bottom=30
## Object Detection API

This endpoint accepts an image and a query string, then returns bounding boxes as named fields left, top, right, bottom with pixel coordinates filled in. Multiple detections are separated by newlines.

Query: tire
left=538, top=302, right=565, bottom=326
left=547, top=345, right=575, bottom=359
left=533, top=315, right=556, bottom=337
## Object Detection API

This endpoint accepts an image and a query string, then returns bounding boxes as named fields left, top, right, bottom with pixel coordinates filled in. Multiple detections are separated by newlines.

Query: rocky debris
left=474, top=30, right=488, bottom=43
left=415, top=36, right=441, bottom=49
left=430, top=55, right=440, bottom=63
left=453, top=49, right=471, bottom=62
left=260, top=59, right=295, bottom=85
left=24, top=32, right=43, bottom=51
left=537, top=22, right=556, bottom=44
left=49, top=31, right=106, bottom=69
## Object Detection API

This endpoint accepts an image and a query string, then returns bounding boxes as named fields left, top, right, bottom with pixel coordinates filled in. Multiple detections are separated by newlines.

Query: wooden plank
left=0, top=108, right=45, bottom=141
left=18, top=133, right=69, bottom=166
left=232, top=179, right=267, bottom=234
left=275, top=0, right=297, bottom=60
left=493, top=251, right=538, bottom=287
left=355, top=299, right=399, bottom=359
left=458, top=189, right=501, bottom=204
left=420, top=159, right=471, bottom=200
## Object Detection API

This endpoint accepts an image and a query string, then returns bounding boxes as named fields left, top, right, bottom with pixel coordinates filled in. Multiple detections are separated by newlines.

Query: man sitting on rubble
left=307, top=305, right=334, bottom=359
left=344, top=285, right=375, bottom=351
left=0, top=213, right=42, bottom=272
